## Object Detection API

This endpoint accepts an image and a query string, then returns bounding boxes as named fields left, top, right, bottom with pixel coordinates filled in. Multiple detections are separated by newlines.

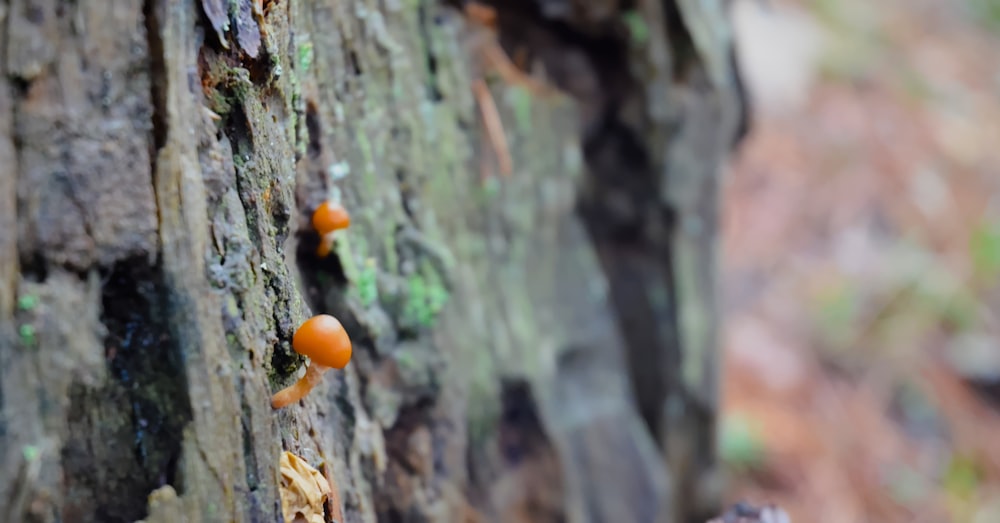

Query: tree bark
left=0, top=1, right=746, bottom=522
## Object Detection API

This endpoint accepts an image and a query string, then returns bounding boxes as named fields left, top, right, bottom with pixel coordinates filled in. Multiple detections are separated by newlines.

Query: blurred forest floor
left=720, top=0, right=1000, bottom=521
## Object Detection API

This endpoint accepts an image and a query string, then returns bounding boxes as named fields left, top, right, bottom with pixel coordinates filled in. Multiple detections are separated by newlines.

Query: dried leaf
left=279, top=451, right=331, bottom=523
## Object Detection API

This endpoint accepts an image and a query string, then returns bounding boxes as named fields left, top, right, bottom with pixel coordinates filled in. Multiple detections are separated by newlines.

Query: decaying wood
left=0, top=1, right=746, bottom=522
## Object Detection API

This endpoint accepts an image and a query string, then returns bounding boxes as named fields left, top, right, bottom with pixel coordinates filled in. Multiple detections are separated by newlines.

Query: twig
left=472, top=78, right=512, bottom=177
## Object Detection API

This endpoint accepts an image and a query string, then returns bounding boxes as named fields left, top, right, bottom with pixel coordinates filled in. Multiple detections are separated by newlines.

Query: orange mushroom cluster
left=312, top=201, right=350, bottom=258
left=271, top=314, right=353, bottom=409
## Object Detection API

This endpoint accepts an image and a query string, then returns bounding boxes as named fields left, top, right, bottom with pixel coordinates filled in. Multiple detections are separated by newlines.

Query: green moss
left=207, top=91, right=232, bottom=116
left=394, top=350, right=417, bottom=371
left=403, top=275, right=431, bottom=325
left=17, top=294, right=38, bottom=311
left=335, top=233, right=365, bottom=288
left=356, top=258, right=379, bottom=307
left=402, top=269, right=450, bottom=328
left=298, top=41, right=314, bottom=72
left=22, top=445, right=39, bottom=462
left=426, top=283, right=449, bottom=316
left=227, top=67, right=254, bottom=102
left=203, top=62, right=256, bottom=117
left=19, top=323, right=36, bottom=347
left=621, top=10, right=650, bottom=45
left=505, top=86, right=534, bottom=133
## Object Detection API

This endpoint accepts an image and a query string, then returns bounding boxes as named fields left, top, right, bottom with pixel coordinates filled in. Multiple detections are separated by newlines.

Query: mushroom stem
left=316, top=233, right=334, bottom=258
left=271, top=362, right=330, bottom=409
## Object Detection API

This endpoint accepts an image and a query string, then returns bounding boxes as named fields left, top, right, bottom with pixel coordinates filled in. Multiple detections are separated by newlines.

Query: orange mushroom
left=271, top=314, right=353, bottom=409
left=312, top=201, right=351, bottom=257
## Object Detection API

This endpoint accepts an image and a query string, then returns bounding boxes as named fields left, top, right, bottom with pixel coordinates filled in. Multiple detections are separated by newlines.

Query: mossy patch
left=401, top=270, right=449, bottom=328
left=203, top=61, right=256, bottom=117
left=17, top=294, right=38, bottom=311
left=18, top=323, right=37, bottom=347
left=298, top=41, right=315, bottom=72
left=356, top=258, right=380, bottom=307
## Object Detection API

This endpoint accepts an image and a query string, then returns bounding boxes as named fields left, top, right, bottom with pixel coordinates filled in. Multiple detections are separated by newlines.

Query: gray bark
left=0, top=1, right=746, bottom=522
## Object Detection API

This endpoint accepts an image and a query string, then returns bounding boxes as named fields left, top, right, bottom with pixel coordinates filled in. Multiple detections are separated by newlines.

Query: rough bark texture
left=0, top=1, right=745, bottom=522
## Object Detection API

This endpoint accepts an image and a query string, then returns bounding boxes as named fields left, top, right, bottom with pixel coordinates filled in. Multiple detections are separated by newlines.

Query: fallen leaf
left=279, top=451, right=332, bottom=523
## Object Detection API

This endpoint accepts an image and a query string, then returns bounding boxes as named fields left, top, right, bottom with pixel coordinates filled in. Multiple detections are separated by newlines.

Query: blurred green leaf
left=944, top=453, right=981, bottom=500
left=719, top=413, right=766, bottom=470
left=970, top=220, right=1000, bottom=279
left=814, top=282, right=860, bottom=350
left=968, top=0, right=1000, bottom=33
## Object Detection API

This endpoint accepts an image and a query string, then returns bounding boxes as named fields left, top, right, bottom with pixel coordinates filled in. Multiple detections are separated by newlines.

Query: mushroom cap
left=292, top=314, right=352, bottom=369
left=312, top=201, right=351, bottom=235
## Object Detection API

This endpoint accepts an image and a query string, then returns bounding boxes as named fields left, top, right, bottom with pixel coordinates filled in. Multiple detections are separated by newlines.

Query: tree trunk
left=0, top=1, right=746, bottom=522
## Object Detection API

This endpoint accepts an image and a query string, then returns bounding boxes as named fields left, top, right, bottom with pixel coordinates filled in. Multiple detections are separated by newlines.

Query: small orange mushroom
left=271, top=314, right=353, bottom=409
left=312, top=201, right=351, bottom=257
